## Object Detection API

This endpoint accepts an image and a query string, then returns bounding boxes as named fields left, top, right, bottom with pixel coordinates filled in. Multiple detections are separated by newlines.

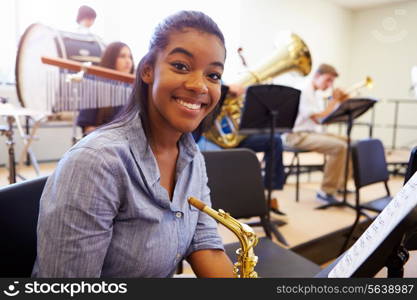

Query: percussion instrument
left=41, top=56, right=134, bottom=112
left=15, top=23, right=105, bottom=114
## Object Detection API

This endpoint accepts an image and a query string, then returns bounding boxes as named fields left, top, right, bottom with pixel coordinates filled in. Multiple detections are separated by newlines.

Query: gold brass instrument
left=345, top=76, right=373, bottom=96
left=327, top=76, right=373, bottom=101
left=188, top=197, right=258, bottom=278
left=204, top=33, right=312, bottom=148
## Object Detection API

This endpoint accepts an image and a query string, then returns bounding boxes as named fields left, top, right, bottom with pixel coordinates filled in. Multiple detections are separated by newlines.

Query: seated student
left=32, top=10, right=234, bottom=278
left=76, top=5, right=97, bottom=34
left=284, top=63, right=349, bottom=203
left=195, top=84, right=285, bottom=213
left=76, top=42, right=134, bottom=136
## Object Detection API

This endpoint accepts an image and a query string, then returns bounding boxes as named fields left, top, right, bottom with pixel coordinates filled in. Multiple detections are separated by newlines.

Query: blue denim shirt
left=32, top=115, right=224, bottom=277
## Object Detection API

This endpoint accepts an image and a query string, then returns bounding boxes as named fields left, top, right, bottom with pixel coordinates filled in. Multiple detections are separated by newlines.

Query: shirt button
left=175, top=212, right=183, bottom=218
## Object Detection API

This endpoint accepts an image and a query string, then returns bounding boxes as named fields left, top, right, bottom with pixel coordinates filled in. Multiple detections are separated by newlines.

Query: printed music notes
left=329, top=171, right=417, bottom=278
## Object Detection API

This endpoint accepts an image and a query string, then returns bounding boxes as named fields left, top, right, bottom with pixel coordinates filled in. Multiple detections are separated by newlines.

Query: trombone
left=328, top=76, right=373, bottom=101
left=345, top=76, right=373, bottom=96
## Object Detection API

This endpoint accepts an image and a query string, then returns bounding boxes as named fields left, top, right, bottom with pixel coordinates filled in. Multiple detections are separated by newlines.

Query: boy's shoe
left=316, top=191, right=340, bottom=204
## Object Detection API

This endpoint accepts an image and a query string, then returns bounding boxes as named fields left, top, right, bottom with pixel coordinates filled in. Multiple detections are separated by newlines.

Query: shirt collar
left=125, top=113, right=199, bottom=186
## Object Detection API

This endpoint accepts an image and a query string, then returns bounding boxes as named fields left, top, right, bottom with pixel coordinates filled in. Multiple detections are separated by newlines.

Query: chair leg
left=260, top=217, right=272, bottom=239
left=340, top=213, right=361, bottom=255
left=284, top=152, right=297, bottom=184
left=267, top=222, right=289, bottom=246
left=340, top=191, right=362, bottom=254
left=295, top=153, right=300, bottom=202
left=262, top=216, right=288, bottom=246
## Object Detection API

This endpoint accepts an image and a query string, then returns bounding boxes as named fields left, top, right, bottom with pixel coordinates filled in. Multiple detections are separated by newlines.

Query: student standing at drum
left=33, top=10, right=235, bottom=277
left=76, top=5, right=97, bottom=34
left=76, top=42, right=134, bottom=135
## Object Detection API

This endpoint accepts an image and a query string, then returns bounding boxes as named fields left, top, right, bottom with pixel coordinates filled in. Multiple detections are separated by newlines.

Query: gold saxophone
left=188, top=197, right=258, bottom=278
left=204, top=32, right=312, bottom=148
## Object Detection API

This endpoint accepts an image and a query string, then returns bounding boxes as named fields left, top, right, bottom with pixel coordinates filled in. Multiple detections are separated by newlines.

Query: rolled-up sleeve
left=33, top=147, right=123, bottom=277
left=186, top=155, right=224, bottom=257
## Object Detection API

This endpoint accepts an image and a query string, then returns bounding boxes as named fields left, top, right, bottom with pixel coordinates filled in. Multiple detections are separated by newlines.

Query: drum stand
left=16, top=116, right=43, bottom=179
left=1, top=99, right=44, bottom=182
left=1, top=116, right=17, bottom=184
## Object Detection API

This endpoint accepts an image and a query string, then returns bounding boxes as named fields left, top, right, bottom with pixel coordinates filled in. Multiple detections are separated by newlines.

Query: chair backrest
left=202, top=149, right=268, bottom=219
left=351, top=138, right=389, bottom=189
left=0, top=176, right=48, bottom=277
left=404, top=146, right=417, bottom=185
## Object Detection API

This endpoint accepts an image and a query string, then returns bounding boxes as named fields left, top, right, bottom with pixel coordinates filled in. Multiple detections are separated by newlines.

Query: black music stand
left=403, top=147, right=417, bottom=255
left=316, top=206, right=417, bottom=277
left=316, top=161, right=417, bottom=278
left=239, top=84, right=300, bottom=245
left=316, top=98, right=378, bottom=210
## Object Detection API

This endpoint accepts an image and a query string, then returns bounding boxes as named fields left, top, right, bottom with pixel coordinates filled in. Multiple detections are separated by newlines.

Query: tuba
left=204, top=33, right=312, bottom=148
left=188, top=197, right=258, bottom=278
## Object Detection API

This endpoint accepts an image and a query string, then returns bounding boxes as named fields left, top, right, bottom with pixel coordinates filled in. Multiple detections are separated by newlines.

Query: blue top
left=32, top=114, right=224, bottom=277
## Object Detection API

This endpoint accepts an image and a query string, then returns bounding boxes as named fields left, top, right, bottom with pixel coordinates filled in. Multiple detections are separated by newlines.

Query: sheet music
left=329, top=171, right=417, bottom=277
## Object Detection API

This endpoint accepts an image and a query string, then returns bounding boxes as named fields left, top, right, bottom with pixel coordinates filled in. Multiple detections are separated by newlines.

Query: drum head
left=15, top=23, right=60, bottom=114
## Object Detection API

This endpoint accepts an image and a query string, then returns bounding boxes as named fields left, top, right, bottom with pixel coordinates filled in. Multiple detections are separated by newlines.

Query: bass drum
left=15, top=23, right=105, bottom=114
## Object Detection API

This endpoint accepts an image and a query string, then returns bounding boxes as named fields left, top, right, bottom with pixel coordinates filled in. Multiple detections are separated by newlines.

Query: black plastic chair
left=203, top=149, right=321, bottom=277
left=341, top=138, right=392, bottom=252
left=0, top=176, right=48, bottom=277
left=283, top=145, right=312, bottom=202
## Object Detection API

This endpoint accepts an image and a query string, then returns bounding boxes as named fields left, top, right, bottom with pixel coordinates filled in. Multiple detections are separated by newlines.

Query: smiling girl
left=33, top=10, right=234, bottom=278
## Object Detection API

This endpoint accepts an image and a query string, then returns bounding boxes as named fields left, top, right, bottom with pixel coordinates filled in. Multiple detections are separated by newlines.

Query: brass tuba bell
left=204, top=33, right=312, bottom=148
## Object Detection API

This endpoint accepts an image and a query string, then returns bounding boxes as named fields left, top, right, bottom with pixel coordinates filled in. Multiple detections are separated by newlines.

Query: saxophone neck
left=188, top=197, right=259, bottom=278
left=188, top=197, right=257, bottom=250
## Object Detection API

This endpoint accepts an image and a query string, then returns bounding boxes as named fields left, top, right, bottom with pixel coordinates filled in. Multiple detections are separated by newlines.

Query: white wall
left=239, top=0, right=353, bottom=89
left=348, top=0, right=417, bottom=148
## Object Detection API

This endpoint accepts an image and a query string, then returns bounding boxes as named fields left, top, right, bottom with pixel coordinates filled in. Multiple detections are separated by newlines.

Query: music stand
left=403, top=147, right=417, bottom=254
left=316, top=98, right=378, bottom=210
left=239, top=84, right=301, bottom=245
left=316, top=165, right=417, bottom=278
